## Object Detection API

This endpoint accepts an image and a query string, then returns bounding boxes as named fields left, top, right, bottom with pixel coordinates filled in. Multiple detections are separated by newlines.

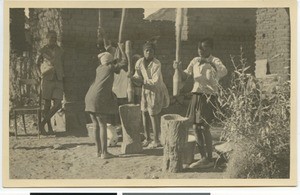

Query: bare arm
left=173, top=61, right=191, bottom=82
left=179, top=67, right=189, bottom=81
left=212, top=58, right=227, bottom=79
left=112, top=42, right=128, bottom=74
left=130, top=60, right=143, bottom=86
left=111, top=58, right=128, bottom=74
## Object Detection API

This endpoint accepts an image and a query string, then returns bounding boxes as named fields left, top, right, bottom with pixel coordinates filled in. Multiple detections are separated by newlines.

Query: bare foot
left=147, top=141, right=162, bottom=149
left=100, top=152, right=116, bottom=159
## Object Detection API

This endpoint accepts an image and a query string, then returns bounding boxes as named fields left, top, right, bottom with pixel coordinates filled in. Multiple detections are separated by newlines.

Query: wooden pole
left=98, top=9, right=102, bottom=29
left=173, top=8, right=184, bottom=96
left=125, top=41, right=134, bottom=103
left=118, top=8, right=126, bottom=43
left=97, top=9, right=103, bottom=42
left=119, top=9, right=135, bottom=103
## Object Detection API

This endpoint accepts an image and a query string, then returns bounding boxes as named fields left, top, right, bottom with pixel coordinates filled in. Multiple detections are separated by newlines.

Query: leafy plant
left=9, top=52, right=40, bottom=112
left=215, top=47, right=290, bottom=178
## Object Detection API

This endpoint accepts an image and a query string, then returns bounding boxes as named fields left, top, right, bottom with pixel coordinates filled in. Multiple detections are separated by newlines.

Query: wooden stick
left=97, top=9, right=103, bottom=41
left=175, top=8, right=183, bottom=63
left=118, top=8, right=126, bottom=43
left=125, top=40, right=134, bottom=103
left=173, top=8, right=184, bottom=96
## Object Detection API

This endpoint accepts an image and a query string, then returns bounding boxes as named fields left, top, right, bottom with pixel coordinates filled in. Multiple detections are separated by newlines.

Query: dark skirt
left=186, top=93, right=219, bottom=125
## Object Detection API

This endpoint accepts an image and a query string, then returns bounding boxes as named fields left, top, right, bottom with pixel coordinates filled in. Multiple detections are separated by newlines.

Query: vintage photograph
left=3, top=0, right=296, bottom=187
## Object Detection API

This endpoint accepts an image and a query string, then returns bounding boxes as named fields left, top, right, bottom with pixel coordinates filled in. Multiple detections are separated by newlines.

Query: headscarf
left=98, top=52, right=114, bottom=65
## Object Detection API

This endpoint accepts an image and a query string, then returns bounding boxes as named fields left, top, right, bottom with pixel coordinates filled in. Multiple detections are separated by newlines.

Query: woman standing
left=130, top=41, right=169, bottom=148
left=85, top=50, right=127, bottom=159
left=173, top=38, right=227, bottom=168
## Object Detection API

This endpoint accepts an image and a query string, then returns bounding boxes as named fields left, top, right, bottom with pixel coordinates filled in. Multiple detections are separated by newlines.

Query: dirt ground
left=9, top=106, right=227, bottom=180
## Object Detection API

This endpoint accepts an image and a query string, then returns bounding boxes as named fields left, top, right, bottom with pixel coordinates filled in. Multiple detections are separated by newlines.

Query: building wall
left=29, top=8, right=175, bottom=135
left=61, top=9, right=98, bottom=102
left=60, top=9, right=99, bottom=135
left=181, top=8, right=257, bottom=90
left=30, top=8, right=258, bottom=100
left=99, top=9, right=176, bottom=92
left=255, top=8, right=290, bottom=78
left=28, top=8, right=290, bottom=133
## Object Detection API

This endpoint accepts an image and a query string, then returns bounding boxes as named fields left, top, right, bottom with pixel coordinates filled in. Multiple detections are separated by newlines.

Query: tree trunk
left=119, top=104, right=143, bottom=154
left=161, top=114, right=190, bottom=172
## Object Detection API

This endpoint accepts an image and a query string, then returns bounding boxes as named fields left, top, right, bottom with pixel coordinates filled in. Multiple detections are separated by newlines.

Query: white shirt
left=184, top=55, right=227, bottom=94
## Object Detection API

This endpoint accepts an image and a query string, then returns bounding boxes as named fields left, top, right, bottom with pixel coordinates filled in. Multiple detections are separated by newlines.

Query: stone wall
left=255, top=8, right=290, bottom=78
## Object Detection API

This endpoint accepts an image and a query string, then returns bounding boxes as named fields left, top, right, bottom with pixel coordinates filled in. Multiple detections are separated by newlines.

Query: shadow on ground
left=13, top=142, right=94, bottom=150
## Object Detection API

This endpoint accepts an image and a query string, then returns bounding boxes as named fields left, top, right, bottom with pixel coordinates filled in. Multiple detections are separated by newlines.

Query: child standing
left=173, top=38, right=227, bottom=168
left=130, top=41, right=170, bottom=148
left=85, top=51, right=127, bottom=159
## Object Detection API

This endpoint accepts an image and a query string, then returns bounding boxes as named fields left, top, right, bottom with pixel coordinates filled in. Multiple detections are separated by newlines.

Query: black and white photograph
left=3, top=0, right=297, bottom=187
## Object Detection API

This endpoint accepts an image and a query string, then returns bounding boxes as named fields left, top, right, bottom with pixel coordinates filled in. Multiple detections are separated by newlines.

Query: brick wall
left=255, top=8, right=290, bottom=78
left=60, top=9, right=99, bottom=135
left=61, top=9, right=98, bottom=102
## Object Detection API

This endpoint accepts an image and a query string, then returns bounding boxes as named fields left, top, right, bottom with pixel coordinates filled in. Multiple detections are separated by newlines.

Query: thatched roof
left=145, top=8, right=175, bottom=22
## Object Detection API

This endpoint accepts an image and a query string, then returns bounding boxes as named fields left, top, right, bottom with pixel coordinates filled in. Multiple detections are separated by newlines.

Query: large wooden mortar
left=119, top=104, right=143, bottom=154
left=161, top=114, right=190, bottom=172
